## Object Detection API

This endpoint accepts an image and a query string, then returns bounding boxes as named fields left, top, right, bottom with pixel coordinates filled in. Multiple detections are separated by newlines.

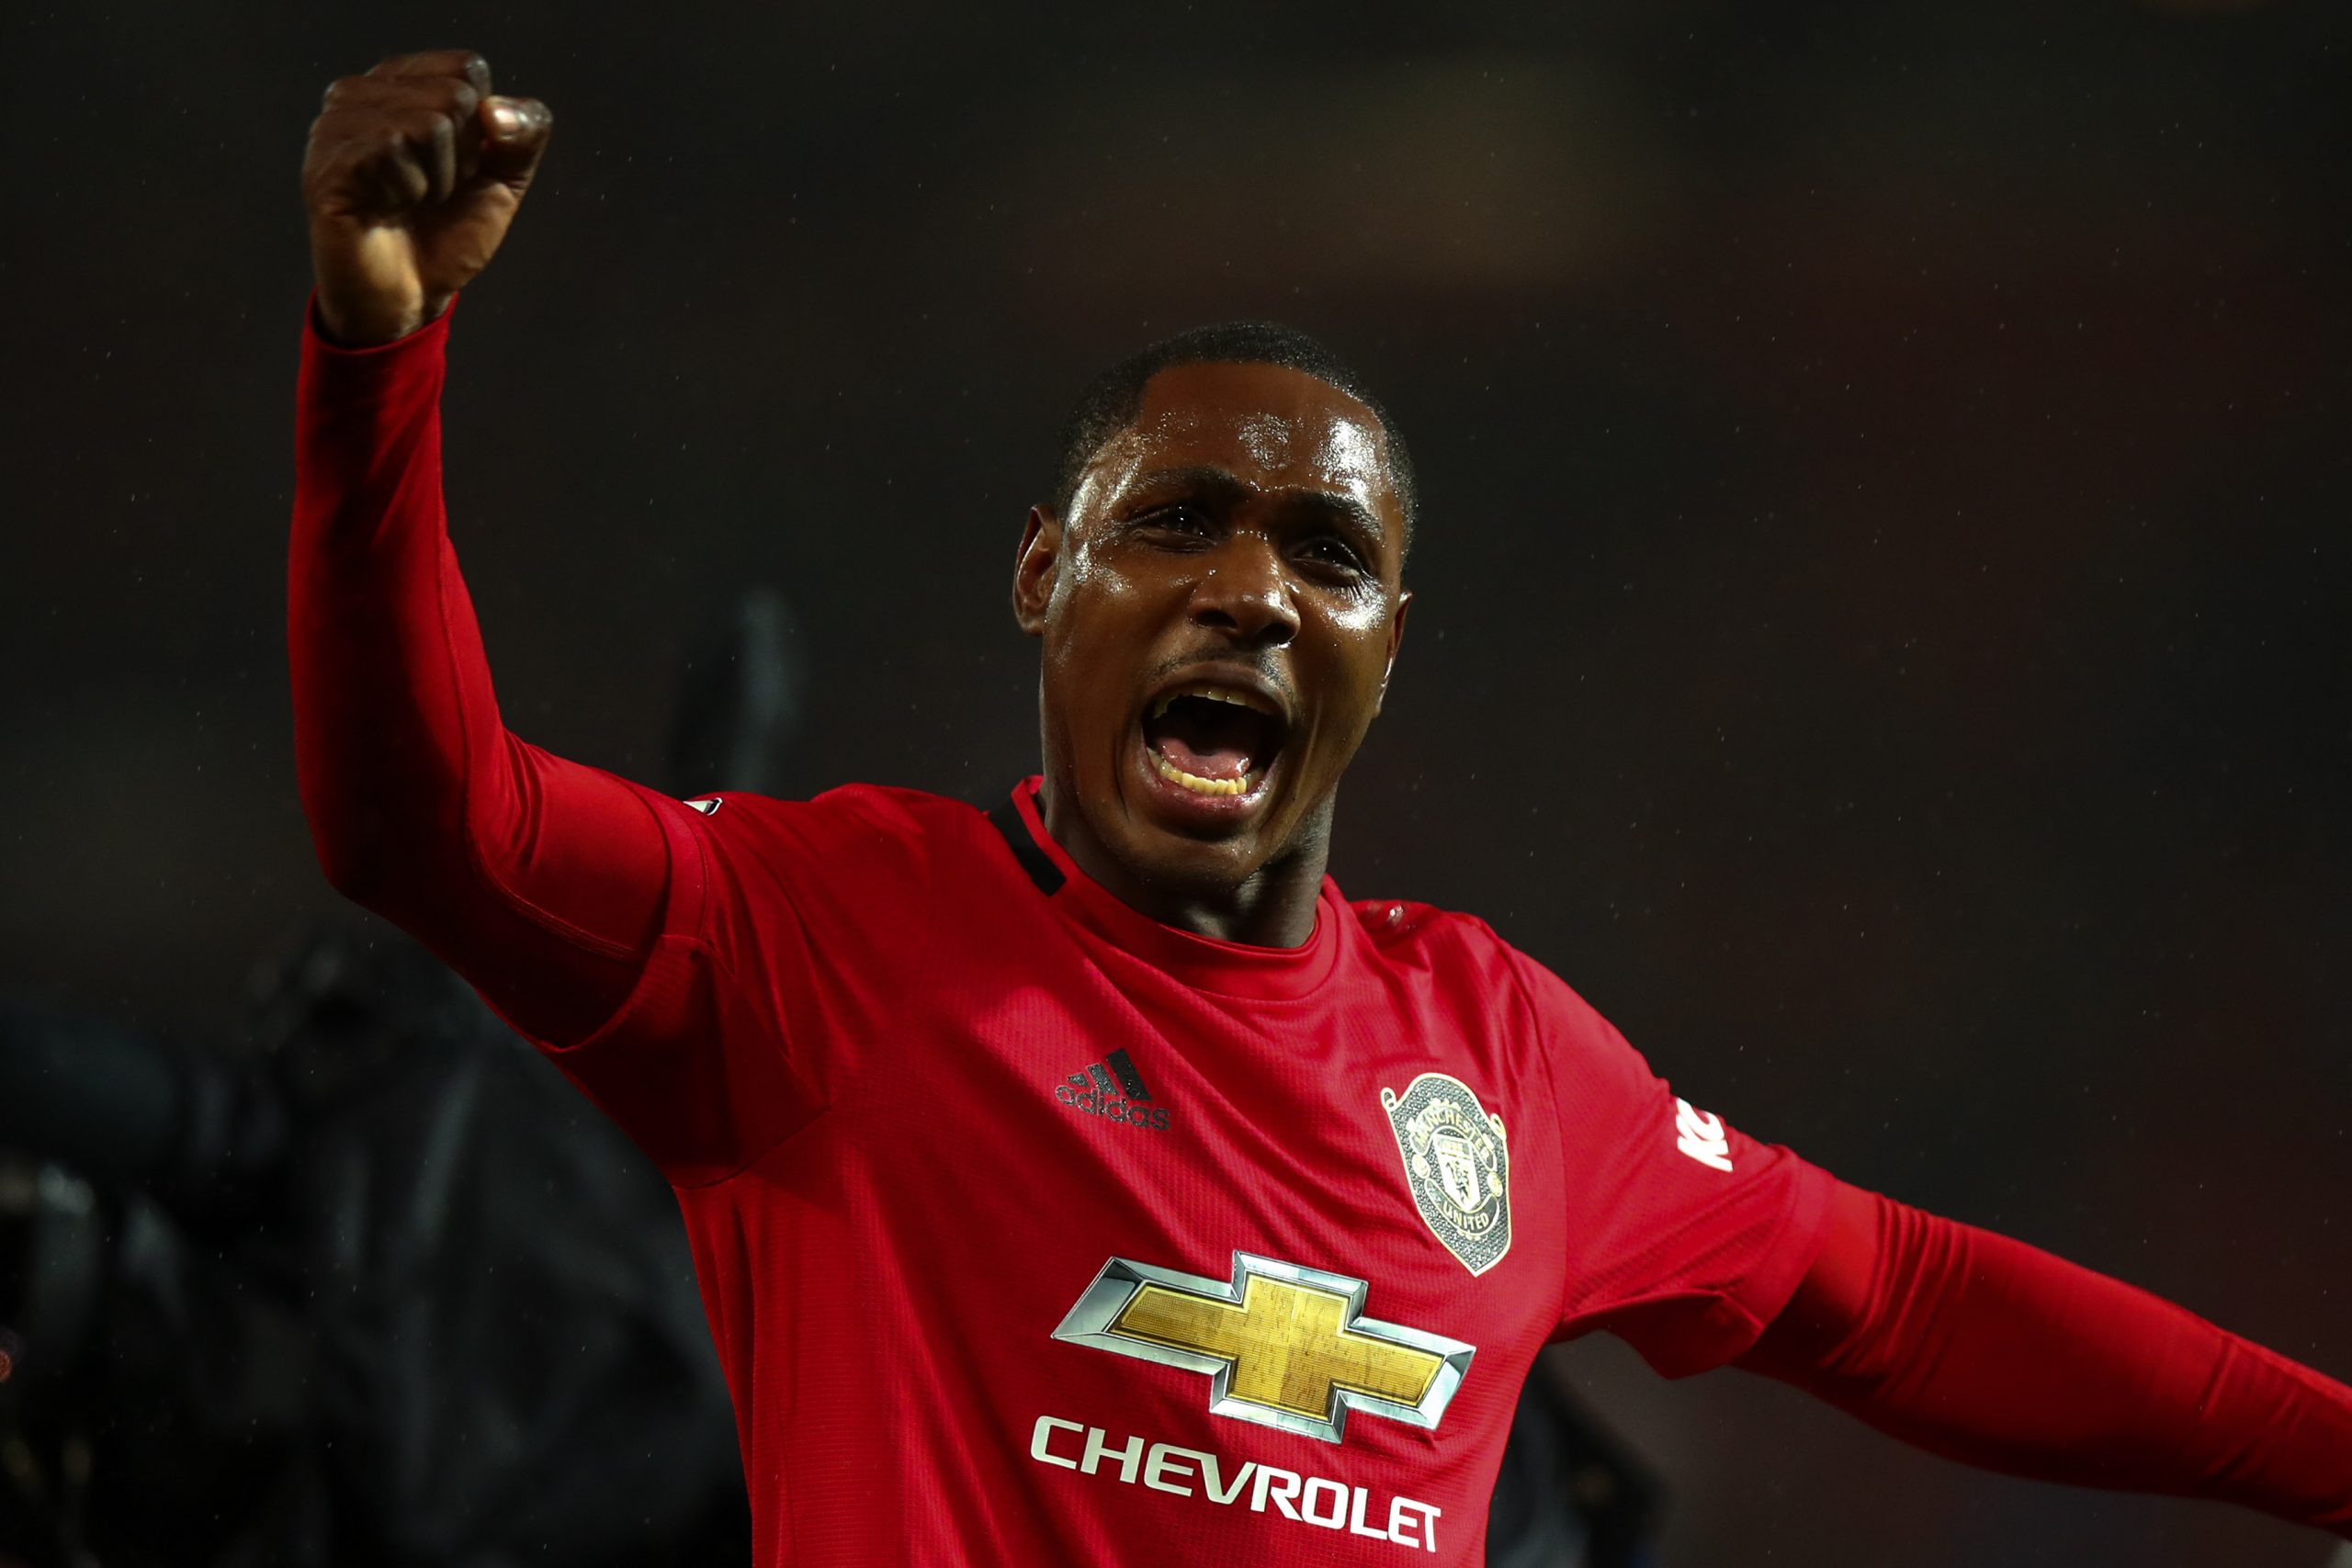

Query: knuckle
left=311, top=107, right=371, bottom=146
left=324, top=74, right=385, bottom=107
left=305, top=110, right=364, bottom=161
left=416, top=107, right=459, bottom=151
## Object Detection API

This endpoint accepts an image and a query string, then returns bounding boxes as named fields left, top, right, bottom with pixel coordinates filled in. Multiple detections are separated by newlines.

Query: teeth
left=1152, top=751, right=1261, bottom=797
left=1146, top=682, right=1279, bottom=722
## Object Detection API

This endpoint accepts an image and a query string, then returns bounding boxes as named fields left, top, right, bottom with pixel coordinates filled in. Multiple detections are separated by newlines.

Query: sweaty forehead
left=1087, top=361, right=1400, bottom=528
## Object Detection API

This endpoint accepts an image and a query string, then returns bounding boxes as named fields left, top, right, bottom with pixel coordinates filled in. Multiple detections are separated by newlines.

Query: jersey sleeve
left=520, top=784, right=936, bottom=1188
left=289, top=290, right=673, bottom=1050
left=288, top=290, right=930, bottom=1188
left=1515, top=952, right=1837, bottom=1376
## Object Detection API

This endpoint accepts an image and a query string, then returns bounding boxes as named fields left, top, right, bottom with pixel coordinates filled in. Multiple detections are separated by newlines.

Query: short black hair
left=1046, top=322, right=1418, bottom=555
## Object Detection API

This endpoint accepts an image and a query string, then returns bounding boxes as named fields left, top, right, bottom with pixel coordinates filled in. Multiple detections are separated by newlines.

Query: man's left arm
left=1736, top=1179, right=2352, bottom=1539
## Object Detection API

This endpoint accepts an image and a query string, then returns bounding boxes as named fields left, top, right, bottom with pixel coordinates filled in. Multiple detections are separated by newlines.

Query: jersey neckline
left=1001, top=776, right=1346, bottom=1001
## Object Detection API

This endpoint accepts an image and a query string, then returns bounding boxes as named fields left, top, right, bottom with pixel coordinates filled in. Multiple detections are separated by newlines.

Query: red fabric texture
left=1741, top=1181, right=2352, bottom=1538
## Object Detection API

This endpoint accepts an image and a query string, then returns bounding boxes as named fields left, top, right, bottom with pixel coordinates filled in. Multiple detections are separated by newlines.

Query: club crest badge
left=1380, top=1073, right=1511, bottom=1277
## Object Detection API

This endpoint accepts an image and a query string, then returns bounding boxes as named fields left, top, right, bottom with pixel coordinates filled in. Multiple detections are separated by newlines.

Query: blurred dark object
left=1487, top=1358, right=1668, bottom=1568
left=668, top=584, right=803, bottom=801
left=0, top=582, right=813, bottom=1566
left=0, top=934, right=750, bottom=1568
left=0, top=1005, right=287, bottom=1236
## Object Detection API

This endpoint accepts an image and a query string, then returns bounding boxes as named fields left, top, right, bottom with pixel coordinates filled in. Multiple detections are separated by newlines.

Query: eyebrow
left=1125, top=464, right=1392, bottom=562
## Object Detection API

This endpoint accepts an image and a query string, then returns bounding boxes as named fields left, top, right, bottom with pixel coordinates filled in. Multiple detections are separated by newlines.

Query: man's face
left=1013, top=361, right=1412, bottom=896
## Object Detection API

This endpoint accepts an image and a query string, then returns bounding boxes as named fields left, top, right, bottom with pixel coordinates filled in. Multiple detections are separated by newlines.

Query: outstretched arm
left=291, top=50, right=669, bottom=1045
left=1737, top=1179, right=2352, bottom=1539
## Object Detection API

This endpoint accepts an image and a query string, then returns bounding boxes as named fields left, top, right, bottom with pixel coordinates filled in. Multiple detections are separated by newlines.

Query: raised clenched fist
left=301, top=50, right=552, bottom=346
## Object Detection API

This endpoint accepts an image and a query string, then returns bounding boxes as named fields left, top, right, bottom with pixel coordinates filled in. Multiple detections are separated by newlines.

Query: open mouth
left=1139, top=682, right=1288, bottom=802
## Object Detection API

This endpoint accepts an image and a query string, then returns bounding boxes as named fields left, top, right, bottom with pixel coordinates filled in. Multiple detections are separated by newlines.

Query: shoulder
left=678, top=782, right=969, bottom=841
left=1347, top=896, right=1538, bottom=995
left=1348, top=895, right=1485, bottom=954
left=662, top=783, right=991, bottom=894
left=1345, top=895, right=1611, bottom=1036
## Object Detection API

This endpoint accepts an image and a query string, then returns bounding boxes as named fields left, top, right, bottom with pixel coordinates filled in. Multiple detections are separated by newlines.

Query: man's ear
left=1374, top=589, right=1412, bottom=715
left=1012, top=505, right=1062, bottom=637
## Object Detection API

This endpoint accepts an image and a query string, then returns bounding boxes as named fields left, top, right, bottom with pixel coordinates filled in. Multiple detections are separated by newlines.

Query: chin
left=1111, top=776, right=1330, bottom=897
left=1120, top=822, right=1267, bottom=893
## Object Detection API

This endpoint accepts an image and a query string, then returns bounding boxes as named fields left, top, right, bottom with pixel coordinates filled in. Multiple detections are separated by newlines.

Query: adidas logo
left=1054, top=1048, right=1171, bottom=1132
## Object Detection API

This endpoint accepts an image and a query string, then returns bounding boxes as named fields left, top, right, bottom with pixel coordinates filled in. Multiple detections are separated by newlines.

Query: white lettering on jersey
left=683, top=795, right=722, bottom=816
left=1674, top=1098, right=1735, bottom=1173
left=1030, top=1413, right=1441, bottom=1551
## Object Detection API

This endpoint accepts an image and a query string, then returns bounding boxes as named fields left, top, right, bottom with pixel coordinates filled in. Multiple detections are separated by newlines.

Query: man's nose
left=1188, top=532, right=1299, bottom=649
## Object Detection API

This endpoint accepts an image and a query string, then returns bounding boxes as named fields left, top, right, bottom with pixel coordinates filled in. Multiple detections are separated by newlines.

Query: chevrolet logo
left=1052, top=1252, right=1476, bottom=1444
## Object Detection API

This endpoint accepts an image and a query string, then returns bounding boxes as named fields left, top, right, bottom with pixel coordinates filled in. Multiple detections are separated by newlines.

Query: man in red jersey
left=290, top=50, right=2351, bottom=1565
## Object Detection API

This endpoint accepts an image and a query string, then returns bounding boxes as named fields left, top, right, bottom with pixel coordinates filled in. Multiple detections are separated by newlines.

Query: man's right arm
left=290, top=51, right=669, bottom=1045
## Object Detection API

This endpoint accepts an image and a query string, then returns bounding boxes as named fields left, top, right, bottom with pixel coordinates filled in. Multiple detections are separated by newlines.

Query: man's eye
left=1138, top=507, right=1211, bottom=536
left=1302, top=536, right=1367, bottom=572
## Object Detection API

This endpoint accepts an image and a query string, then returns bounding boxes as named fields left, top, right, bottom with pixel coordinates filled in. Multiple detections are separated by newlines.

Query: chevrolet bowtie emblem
left=1052, top=1252, right=1476, bottom=1444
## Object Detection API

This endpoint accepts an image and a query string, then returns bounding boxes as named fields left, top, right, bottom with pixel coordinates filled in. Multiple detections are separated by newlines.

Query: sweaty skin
left=1012, top=361, right=1413, bottom=948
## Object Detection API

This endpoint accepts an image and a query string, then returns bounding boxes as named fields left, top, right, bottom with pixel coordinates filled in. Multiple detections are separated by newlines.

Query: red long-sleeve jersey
left=288, top=293, right=2352, bottom=1562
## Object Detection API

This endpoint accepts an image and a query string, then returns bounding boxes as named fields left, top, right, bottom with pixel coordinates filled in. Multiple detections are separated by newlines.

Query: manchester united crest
left=1380, top=1073, right=1511, bottom=1277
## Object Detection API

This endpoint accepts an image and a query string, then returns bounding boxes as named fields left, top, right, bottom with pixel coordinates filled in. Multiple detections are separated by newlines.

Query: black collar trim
left=987, top=790, right=1065, bottom=897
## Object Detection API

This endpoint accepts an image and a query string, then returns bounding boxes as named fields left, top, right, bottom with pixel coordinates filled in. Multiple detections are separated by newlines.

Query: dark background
left=6, top=0, right=2348, bottom=1563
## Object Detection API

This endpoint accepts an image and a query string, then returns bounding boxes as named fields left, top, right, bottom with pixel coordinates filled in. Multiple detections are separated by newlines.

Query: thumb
left=477, top=96, right=554, bottom=194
